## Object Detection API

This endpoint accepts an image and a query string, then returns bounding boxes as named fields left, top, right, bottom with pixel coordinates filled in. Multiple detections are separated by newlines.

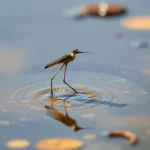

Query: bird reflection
left=44, top=94, right=86, bottom=132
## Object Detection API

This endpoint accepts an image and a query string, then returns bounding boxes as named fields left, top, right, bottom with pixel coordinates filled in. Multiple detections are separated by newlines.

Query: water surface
left=0, top=0, right=150, bottom=149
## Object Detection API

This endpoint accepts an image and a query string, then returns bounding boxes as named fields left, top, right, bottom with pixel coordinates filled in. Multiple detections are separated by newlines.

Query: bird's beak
left=77, top=51, right=89, bottom=54
left=74, top=126, right=85, bottom=132
left=74, top=126, right=93, bottom=132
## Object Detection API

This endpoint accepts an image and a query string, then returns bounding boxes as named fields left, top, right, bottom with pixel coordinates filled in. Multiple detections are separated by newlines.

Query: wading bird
left=44, top=49, right=88, bottom=96
left=44, top=104, right=85, bottom=132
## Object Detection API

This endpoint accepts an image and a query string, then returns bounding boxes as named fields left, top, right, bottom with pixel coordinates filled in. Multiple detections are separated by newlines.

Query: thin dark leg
left=63, top=92, right=77, bottom=106
left=51, top=64, right=65, bottom=96
left=63, top=64, right=78, bottom=93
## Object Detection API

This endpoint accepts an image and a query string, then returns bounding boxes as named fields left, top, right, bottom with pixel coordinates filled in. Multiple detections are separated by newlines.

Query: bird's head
left=73, top=126, right=85, bottom=132
left=73, top=48, right=89, bottom=54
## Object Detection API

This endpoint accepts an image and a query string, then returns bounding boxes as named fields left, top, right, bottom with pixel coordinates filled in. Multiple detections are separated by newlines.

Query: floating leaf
left=81, top=113, right=95, bottom=118
left=1, top=108, right=8, bottom=112
left=83, top=134, right=96, bottom=140
left=143, top=92, right=148, bottom=95
left=146, top=129, right=150, bottom=135
left=0, top=120, right=10, bottom=126
left=115, top=78, right=126, bottom=83
left=36, top=138, right=83, bottom=150
left=6, top=139, right=30, bottom=149
left=124, top=91, right=130, bottom=94
left=121, top=16, right=150, bottom=30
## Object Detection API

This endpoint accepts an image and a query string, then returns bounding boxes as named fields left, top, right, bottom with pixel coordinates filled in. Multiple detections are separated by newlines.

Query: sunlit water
left=0, top=0, right=150, bottom=149
left=0, top=70, right=149, bottom=150
left=10, top=71, right=149, bottom=112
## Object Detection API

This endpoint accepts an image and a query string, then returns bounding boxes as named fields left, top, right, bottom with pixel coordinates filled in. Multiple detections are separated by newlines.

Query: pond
left=0, top=0, right=150, bottom=149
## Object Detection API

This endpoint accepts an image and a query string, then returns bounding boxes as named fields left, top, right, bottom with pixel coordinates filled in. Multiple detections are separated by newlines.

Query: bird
left=44, top=104, right=85, bottom=132
left=44, top=48, right=88, bottom=96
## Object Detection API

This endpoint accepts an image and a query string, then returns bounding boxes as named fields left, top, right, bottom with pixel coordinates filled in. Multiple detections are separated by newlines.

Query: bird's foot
left=63, top=100, right=70, bottom=106
left=51, top=93, right=54, bottom=97
left=73, top=90, right=78, bottom=94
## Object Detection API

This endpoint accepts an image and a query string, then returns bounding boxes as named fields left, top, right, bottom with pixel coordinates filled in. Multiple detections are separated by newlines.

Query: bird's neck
left=70, top=52, right=76, bottom=59
left=72, top=121, right=77, bottom=129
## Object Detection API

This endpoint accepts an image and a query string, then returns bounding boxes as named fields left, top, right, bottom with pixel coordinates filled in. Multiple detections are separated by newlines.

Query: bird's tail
left=44, top=62, right=58, bottom=69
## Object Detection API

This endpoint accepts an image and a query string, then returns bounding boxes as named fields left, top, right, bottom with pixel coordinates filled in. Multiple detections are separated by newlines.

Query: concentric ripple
left=10, top=71, right=149, bottom=111
left=10, top=80, right=113, bottom=111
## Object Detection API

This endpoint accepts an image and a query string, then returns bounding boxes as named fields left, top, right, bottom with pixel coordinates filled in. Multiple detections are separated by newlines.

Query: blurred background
left=0, top=0, right=150, bottom=149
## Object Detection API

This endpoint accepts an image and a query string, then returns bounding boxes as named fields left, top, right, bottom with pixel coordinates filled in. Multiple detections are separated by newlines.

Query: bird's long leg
left=63, top=92, right=77, bottom=107
left=51, top=64, right=65, bottom=96
left=63, top=63, right=78, bottom=93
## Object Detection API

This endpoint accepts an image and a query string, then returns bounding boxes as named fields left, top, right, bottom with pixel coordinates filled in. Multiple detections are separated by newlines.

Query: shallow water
left=0, top=0, right=150, bottom=149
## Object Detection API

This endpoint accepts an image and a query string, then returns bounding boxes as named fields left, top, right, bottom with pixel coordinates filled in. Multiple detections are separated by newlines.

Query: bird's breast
left=69, top=53, right=76, bottom=62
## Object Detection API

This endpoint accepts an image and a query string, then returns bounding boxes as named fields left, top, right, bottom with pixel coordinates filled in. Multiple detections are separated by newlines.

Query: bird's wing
left=44, top=54, right=70, bottom=69
left=45, top=105, right=72, bottom=126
